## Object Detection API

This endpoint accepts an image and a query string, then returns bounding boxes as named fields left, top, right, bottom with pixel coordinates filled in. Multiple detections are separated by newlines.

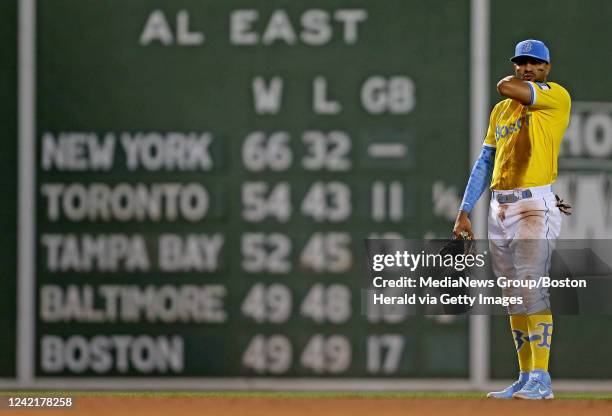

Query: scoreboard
left=34, top=1, right=470, bottom=379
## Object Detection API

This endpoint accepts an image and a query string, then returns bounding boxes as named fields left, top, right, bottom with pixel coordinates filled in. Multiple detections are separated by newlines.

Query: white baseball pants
left=487, top=185, right=563, bottom=314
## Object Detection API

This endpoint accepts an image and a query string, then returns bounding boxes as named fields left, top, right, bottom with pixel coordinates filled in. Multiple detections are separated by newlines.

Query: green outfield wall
left=33, top=0, right=470, bottom=378
left=1, top=0, right=612, bottom=386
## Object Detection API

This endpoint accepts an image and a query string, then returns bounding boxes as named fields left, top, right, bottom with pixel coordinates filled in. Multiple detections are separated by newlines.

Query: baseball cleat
left=487, top=372, right=529, bottom=399
left=513, top=370, right=554, bottom=399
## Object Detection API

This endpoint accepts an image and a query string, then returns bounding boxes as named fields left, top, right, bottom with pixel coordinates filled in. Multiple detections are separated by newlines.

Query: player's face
left=513, top=57, right=551, bottom=82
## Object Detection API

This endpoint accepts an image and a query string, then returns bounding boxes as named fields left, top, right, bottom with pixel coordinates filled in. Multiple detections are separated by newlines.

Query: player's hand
left=453, top=210, right=474, bottom=240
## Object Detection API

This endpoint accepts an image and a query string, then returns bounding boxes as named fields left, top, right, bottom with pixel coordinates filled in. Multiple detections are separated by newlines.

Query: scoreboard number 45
left=241, top=232, right=352, bottom=274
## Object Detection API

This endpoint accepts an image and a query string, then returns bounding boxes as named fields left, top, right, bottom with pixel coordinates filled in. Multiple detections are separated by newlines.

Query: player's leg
left=493, top=240, right=533, bottom=378
left=487, top=240, right=531, bottom=398
left=510, top=314, right=532, bottom=373
left=511, top=193, right=562, bottom=399
left=486, top=315, right=532, bottom=398
left=486, top=201, right=531, bottom=398
left=513, top=311, right=554, bottom=399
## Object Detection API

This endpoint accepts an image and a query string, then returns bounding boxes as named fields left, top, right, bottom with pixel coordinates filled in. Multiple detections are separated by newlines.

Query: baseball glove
left=555, top=194, right=572, bottom=216
left=438, top=234, right=475, bottom=258
left=433, top=234, right=475, bottom=314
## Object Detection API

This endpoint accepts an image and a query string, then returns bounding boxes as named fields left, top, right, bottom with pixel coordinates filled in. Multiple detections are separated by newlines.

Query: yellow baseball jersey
left=484, top=81, right=571, bottom=190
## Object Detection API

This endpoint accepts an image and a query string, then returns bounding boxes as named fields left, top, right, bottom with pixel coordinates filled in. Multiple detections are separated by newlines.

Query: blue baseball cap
left=510, top=39, right=550, bottom=64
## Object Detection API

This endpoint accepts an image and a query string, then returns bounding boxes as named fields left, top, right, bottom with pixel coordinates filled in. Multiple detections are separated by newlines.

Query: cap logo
left=522, top=41, right=533, bottom=53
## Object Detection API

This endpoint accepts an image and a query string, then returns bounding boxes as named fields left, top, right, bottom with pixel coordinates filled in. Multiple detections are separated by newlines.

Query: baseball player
left=453, top=39, right=571, bottom=399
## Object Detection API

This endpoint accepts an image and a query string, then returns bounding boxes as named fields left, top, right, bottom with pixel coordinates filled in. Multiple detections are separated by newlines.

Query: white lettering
left=262, top=10, right=296, bottom=45
left=313, top=77, right=341, bottom=114
left=39, top=284, right=227, bottom=323
left=41, top=183, right=209, bottom=222
left=334, top=9, right=368, bottom=44
left=40, top=335, right=184, bottom=374
left=252, top=77, right=283, bottom=114
left=300, top=10, right=332, bottom=45
left=176, top=10, right=204, bottom=45
left=158, top=233, right=224, bottom=272
left=140, top=10, right=173, bottom=45
left=230, top=10, right=259, bottom=45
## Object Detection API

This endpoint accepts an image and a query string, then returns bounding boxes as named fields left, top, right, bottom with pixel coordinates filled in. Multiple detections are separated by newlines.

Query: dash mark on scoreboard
left=367, top=143, right=407, bottom=158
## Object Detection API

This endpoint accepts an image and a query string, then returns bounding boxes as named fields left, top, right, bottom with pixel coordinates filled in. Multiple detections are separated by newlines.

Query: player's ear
left=545, top=63, right=552, bottom=76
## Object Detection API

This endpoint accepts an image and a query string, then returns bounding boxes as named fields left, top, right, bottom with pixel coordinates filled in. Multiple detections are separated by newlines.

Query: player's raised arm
left=496, top=76, right=533, bottom=105
left=498, top=41, right=552, bottom=106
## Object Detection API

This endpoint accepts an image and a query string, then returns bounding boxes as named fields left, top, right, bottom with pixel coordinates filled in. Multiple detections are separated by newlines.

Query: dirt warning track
left=3, top=396, right=612, bottom=416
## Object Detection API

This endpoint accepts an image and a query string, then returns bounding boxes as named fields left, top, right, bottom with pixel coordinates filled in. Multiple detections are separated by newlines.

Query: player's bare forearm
left=497, top=75, right=532, bottom=105
left=453, top=210, right=473, bottom=239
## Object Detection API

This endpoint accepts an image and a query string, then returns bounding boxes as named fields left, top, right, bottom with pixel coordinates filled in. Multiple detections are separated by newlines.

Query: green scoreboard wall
left=2, top=0, right=610, bottom=385
left=34, top=1, right=470, bottom=378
